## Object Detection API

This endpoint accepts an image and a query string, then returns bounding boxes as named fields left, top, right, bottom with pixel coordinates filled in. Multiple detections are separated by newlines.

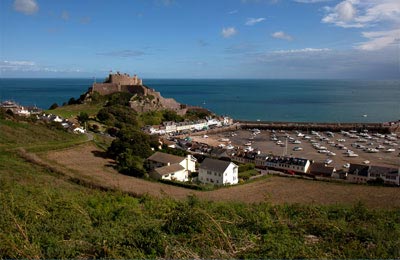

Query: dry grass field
left=43, top=143, right=400, bottom=209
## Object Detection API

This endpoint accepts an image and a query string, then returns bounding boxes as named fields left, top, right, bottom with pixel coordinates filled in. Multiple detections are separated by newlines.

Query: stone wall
left=91, top=83, right=120, bottom=95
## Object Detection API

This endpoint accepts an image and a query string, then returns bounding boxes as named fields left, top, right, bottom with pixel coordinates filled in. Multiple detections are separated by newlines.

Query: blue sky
left=1, top=0, right=399, bottom=78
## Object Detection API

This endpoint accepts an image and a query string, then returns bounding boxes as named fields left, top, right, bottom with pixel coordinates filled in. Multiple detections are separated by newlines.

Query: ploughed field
left=44, top=143, right=400, bottom=209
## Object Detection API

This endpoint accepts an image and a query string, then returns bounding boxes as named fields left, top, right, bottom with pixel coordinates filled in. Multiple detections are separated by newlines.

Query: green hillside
left=1, top=117, right=400, bottom=258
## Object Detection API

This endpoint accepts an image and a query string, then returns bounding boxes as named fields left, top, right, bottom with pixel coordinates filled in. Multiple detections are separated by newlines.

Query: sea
left=0, top=78, right=399, bottom=123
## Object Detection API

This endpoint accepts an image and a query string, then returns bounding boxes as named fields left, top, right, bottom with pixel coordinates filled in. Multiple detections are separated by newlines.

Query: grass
left=1, top=117, right=400, bottom=258
left=0, top=119, right=86, bottom=151
left=46, top=103, right=104, bottom=119
left=239, top=169, right=259, bottom=180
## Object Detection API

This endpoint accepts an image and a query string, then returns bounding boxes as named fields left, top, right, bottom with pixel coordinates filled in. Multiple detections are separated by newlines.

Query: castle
left=91, top=72, right=144, bottom=96
left=90, top=72, right=187, bottom=115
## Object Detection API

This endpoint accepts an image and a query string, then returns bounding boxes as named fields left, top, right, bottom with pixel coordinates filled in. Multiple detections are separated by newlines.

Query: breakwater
left=238, top=120, right=399, bottom=134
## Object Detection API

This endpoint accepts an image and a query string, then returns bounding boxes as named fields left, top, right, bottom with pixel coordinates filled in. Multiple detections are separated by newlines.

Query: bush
left=239, top=163, right=255, bottom=173
left=49, top=103, right=59, bottom=110
left=77, top=112, right=89, bottom=125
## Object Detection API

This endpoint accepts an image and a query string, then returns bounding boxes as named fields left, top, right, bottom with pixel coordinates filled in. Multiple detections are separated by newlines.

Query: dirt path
left=43, top=143, right=400, bottom=208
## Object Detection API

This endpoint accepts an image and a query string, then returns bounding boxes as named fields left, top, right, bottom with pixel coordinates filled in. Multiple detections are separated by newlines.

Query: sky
left=0, top=0, right=399, bottom=79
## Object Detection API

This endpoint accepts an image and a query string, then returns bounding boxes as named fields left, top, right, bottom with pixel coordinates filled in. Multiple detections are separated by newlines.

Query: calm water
left=0, top=78, right=399, bottom=123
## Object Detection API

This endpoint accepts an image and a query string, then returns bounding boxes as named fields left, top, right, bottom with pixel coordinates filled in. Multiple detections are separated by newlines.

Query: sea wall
left=238, top=120, right=392, bottom=133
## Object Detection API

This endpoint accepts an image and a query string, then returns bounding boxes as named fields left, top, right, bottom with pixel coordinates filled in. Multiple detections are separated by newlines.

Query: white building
left=265, top=156, right=311, bottom=174
left=147, top=152, right=196, bottom=182
left=199, top=158, right=238, bottom=185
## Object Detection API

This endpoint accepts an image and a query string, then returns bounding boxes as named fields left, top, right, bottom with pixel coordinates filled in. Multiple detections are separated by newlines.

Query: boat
left=324, top=159, right=333, bottom=165
left=347, top=153, right=359, bottom=157
left=385, top=148, right=395, bottom=153
left=363, top=114, right=367, bottom=117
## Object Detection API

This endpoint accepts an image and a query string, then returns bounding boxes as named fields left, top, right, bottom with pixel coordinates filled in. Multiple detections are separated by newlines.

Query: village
left=3, top=98, right=398, bottom=187
left=0, top=100, right=86, bottom=134
left=143, top=119, right=400, bottom=187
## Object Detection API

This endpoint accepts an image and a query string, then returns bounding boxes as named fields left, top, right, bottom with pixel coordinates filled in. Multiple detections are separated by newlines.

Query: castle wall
left=108, top=73, right=142, bottom=86
left=92, top=83, right=120, bottom=95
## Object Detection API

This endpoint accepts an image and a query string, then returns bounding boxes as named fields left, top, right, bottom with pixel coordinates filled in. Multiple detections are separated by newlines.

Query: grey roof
left=266, top=156, right=309, bottom=167
left=147, top=152, right=184, bottom=165
left=348, top=164, right=369, bottom=177
left=154, top=164, right=185, bottom=176
left=200, top=158, right=235, bottom=173
left=309, top=162, right=335, bottom=176
left=369, top=166, right=399, bottom=176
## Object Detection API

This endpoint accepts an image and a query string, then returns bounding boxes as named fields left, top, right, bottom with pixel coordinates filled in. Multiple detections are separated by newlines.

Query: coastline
left=237, top=120, right=400, bottom=134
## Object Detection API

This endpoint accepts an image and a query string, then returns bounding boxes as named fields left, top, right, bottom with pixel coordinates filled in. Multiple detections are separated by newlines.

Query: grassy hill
left=1, top=117, right=400, bottom=258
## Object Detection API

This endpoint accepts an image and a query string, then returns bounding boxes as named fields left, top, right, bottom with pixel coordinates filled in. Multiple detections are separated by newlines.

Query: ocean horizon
left=1, top=78, right=399, bottom=123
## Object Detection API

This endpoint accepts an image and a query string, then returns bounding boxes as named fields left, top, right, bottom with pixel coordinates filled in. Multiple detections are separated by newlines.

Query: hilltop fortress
left=89, top=72, right=188, bottom=115
left=91, top=72, right=144, bottom=95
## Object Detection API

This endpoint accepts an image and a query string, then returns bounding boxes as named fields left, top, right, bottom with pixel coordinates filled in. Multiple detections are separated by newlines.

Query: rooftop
left=200, top=158, right=235, bottom=173
left=266, top=156, right=309, bottom=167
left=147, top=152, right=184, bottom=165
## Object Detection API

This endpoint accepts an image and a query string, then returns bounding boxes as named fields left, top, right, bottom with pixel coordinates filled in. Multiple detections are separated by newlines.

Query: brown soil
left=43, top=143, right=400, bottom=209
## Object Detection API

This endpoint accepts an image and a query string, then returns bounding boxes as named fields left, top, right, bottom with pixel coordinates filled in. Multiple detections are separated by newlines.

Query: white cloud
left=294, top=0, right=332, bottom=3
left=0, top=60, right=83, bottom=74
left=228, top=10, right=238, bottom=15
left=222, top=27, right=237, bottom=38
left=271, top=31, right=293, bottom=40
left=322, top=0, right=400, bottom=50
left=245, top=17, right=266, bottom=26
left=322, top=0, right=400, bottom=28
left=96, top=50, right=146, bottom=57
left=13, top=0, right=38, bottom=15
left=322, top=0, right=361, bottom=28
left=272, top=48, right=331, bottom=54
left=356, top=29, right=400, bottom=51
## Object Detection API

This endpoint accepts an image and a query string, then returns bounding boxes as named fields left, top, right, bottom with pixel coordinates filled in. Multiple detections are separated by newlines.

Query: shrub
left=49, top=103, right=59, bottom=110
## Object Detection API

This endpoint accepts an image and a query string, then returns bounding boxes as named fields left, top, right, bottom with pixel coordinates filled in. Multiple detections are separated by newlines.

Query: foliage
left=97, top=105, right=139, bottom=129
left=239, top=163, right=255, bottom=173
left=49, top=103, right=59, bottom=110
left=238, top=169, right=259, bottom=180
left=105, top=92, right=134, bottom=107
left=68, top=97, right=78, bottom=105
left=77, top=112, right=89, bottom=125
left=1, top=118, right=400, bottom=259
left=116, top=149, right=146, bottom=177
left=162, top=110, right=184, bottom=122
left=185, top=108, right=212, bottom=121
left=139, top=111, right=164, bottom=126
left=160, top=145, right=189, bottom=157
left=106, top=128, right=157, bottom=159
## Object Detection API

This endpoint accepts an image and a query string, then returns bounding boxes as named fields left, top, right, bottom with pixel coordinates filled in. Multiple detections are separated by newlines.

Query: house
left=308, top=162, right=336, bottom=178
left=265, top=156, right=311, bottom=174
left=347, top=164, right=369, bottom=183
left=147, top=152, right=196, bottom=182
left=347, top=164, right=400, bottom=185
left=199, top=158, right=238, bottom=185
left=369, top=165, right=400, bottom=186
left=73, top=127, right=86, bottom=134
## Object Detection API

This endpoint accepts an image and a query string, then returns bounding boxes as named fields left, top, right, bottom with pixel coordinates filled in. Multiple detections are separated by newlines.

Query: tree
left=162, top=110, right=183, bottom=122
left=116, top=149, right=146, bottom=177
left=68, top=97, right=77, bottom=105
left=107, top=129, right=154, bottom=159
left=77, top=112, right=89, bottom=125
left=49, top=103, right=59, bottom=110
